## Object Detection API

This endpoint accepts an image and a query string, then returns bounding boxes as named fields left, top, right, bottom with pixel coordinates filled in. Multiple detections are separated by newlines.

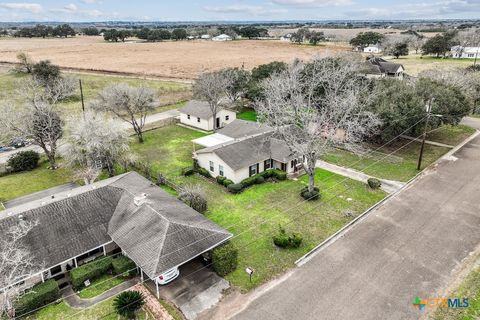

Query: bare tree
left=91, top=83, right=156, bottom=143
left=0, top=220, right=41, bottom=317
left=220, top=68, right=250, bottom=105
left=0, top=82, right=64, bottom=169
left=62, top=110, right=130, bottom=179
left=193, top=71, right=230, bottom=131
left=256, top=57, right=380, bottom=193
left=14, top=52, right=34, bottom=74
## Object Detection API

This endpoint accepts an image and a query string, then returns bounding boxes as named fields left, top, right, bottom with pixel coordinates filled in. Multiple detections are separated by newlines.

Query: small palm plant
left=113, top=290, right=145, bottom=319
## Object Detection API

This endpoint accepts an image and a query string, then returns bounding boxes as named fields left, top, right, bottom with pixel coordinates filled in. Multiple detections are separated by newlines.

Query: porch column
left=74, top=258, right=78, bottom=268
left=155, top=279, right=160, bottom=299
left=103, top=245, right=107, bottom=256
left=41, top=272, right=45, bottom=283
left=140, top=269, right=144, bottom=282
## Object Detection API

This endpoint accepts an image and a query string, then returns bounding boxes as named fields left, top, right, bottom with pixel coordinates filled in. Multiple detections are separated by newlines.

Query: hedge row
left=15, top=279, right=60, bottom=316
left=112, top=256, right=137, bottom=276
left=70, top=256, right=114, bottom=289
left=229, top=169, right=287, bottom=194
left=212, top=242, right=238, bottom=276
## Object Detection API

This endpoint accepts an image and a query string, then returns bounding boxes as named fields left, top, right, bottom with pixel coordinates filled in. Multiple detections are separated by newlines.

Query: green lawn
left=77, top=274, right=126, bottom=299
left=0, top=72, right=191, bottom=116
left=321, top=139, right=450, bottom=182
left=130, top=125, right=206, bottom=177
left=432, top=264, right=480, bottom=320
left=26, top=298, right=152, bottom=320
left=426, top=125, right=476, bottom=146
left=237, top=109, right=257, bottom=122
left=166, top=170, right=385, bottom=291
left=0, top=160, right=74, bottom=204
left=385, top=54, right=477, bottom=75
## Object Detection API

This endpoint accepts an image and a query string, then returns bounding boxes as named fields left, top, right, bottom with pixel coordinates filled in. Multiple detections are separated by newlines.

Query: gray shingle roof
left=365, top=58, right=404, bottom=75
left=217, top=119, right=273, bottom=139
left=0, top=172, right=231, bottom=280
left=179, top=100, right=215, bottom=119
left=196, top=133, right=296, bottom=170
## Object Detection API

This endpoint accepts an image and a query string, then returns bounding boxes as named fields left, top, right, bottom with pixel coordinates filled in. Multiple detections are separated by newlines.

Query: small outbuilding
left=179, top=100, right=236, bottom=131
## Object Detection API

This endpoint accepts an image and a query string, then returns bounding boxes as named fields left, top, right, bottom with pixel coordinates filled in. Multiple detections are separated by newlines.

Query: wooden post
left=417, top=98, right=434, bottom=170
left=79, top=79, right=85, bottom=115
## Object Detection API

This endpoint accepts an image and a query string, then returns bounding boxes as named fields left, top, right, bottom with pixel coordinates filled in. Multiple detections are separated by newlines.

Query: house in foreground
left=0, top=172, right=231, bottom=298
left=192, top=119, right=303, bottom=183
left=179, top=100, right=236, bottom=131
left=363, top=57, right=405, bottom=79
left=451, top=45, right=480, bottom=59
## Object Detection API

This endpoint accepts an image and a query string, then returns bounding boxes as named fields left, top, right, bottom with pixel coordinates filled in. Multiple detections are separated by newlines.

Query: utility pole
left=417, top=98, right=434, bottom=171
left=79, top=79, right=85, bottom=115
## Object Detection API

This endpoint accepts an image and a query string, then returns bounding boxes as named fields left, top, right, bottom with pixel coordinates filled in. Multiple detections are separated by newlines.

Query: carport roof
left=192, top=133, right=234, bottom=147
left=0, top=172, right=232, bottom=282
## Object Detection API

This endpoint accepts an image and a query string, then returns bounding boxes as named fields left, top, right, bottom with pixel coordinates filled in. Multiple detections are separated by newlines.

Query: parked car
left=9, top=138, right=26, bottom=149
left=156, top=267, right=180, bottom=285
left=0, top=146, right=11, bottom=153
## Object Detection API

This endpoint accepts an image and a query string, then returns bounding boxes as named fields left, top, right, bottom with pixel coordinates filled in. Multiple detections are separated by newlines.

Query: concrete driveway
left=231, top=122, right=480, bottom=320
left=153, top=259, right=229, bottom=320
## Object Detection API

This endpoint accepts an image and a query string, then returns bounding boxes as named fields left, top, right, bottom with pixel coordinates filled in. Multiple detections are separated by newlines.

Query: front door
left=216, top=117, right=220, bottom=129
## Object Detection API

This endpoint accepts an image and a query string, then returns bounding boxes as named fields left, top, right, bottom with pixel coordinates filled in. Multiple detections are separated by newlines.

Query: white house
left=212, top=34, right=232, bottom=42
left=451, top=46, right=480, bottom=59
left=179, top=100, right=236, bottom=131
left=363, top=44, right=383, bottom=53
left=192, top=120, right=303, bottom=183
left=200, top=34, right=211, bottom=40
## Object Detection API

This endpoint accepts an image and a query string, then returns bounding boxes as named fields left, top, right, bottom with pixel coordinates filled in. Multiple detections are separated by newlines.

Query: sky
left=0, top=0, right=479, bottom=22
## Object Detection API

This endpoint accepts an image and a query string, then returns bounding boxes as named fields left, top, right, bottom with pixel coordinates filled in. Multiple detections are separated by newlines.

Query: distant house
left=200, top=34, right=211, bottom=40
left=363, top=57, right=405, bottom=79
left=363, top=44, right=383, bottom=53
left=0, top=172, right=231, bottom=298
left=179, top=100, right=236, bottom=131
left=212, top=34, right=232, bottom=42
left=193, top=120, right=302, bottom=183
left=280, top=34, right=292, bottom=42
left=451, top=46, right=480, bottom=59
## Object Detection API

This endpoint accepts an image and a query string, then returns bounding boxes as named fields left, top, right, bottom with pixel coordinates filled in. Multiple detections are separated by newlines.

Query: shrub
left=273, top=169, right=287, bottom=181
left=227, top=183, right=243, bottom=194
left=241, top=176, right=257, bottom=188
left=198, top=168, right=211, bottom=178
left=272, top=227, right=303, bottom=249
left=223, top=179, right=234, bottom=187
left=255, top=176, right=265, bottom=184
left=216, top=176, right=226, bottom=185
left=70, top=256, right=113, bottom=289
left=15, top=279, right=60, bottom=316
left=367, top=178, right=382, bottom=189
left=112, top=256, right=137, bottom=276
left=181, top=167, right=195, bottom=176
left=7, top=151, right=40, bottom=172
left=300, top=186, right=320, bottom=201
left=113, top=291, right=145, bottom=319
left=178, top=184, right=207, bottom=213
left=260, top=169, right=275, bottom=179
left=212, top=242, right=238, bottom=276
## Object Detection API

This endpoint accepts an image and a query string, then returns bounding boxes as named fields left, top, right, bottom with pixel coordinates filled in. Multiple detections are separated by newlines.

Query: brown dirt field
left=0, top=36, right=349, bottom=80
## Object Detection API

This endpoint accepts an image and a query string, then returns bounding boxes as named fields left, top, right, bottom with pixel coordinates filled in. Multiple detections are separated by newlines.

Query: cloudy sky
left=0, top=0, right=479, bottom=22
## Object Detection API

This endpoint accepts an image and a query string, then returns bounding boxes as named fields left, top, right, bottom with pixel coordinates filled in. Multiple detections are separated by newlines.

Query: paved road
left=0, top=109, right=180, bottom=165
left=233, top=124, right=480, bottom=320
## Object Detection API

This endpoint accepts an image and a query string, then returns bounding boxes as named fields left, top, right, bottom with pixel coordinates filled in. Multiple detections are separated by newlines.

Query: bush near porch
left=15, top=279, right=60, bottom=317
left=70, top=256, right=114, bottom=289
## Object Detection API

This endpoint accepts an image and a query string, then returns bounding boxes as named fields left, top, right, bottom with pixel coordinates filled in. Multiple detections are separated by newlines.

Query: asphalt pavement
left=233, top=120, right=480, bottom=320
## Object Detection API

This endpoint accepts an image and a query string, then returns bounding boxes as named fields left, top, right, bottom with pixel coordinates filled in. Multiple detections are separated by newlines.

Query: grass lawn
left=130, top=125, right=206, bottom=177
left=0, top=160, right=74, bottom=204
left=321, top=139, right=450, bottom=182
left=77, top=274, right=127, bottom=299
left=426, top=125, right=476, bottom=146
left=26, top=298, right=152, bottom=320
left=385, top=54, right=476, bottom=75
left=166, top=170, right=385, bottom=291
left=237, top=109, right=257, bottom=122
left=431, top=265, right=480, bottom=320
left=0, top=72, right=191, bottom=116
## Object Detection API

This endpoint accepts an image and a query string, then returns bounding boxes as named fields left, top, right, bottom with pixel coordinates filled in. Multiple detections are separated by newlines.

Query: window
left=225, top=115, right=230, bottom=121
left=249, top=164, right=258, bottom=176
left=291, top=160, right=295, bottom=168
left=50, top=265, right=62, bottom=276
left=264, top=159, right=272, bottom=170
left=187, top=114, right=191, bottom=120
left=209, top=161, right=215, bottom=172
left=219, top=165, right=224, bottom=176
left=197, top=117, right=201, bottom=123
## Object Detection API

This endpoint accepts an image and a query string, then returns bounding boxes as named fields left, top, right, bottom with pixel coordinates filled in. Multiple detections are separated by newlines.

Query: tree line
left=13, top=24, right=76, bottom=38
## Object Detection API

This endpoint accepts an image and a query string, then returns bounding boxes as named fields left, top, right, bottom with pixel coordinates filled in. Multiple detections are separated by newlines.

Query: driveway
left=149, top=259, right=229, bottom=320
left=231, top=123, right=480, bottom=319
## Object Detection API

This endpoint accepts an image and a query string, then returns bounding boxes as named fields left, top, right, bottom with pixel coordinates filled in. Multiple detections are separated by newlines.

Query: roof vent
left=134, top=193, right=149, bottom=207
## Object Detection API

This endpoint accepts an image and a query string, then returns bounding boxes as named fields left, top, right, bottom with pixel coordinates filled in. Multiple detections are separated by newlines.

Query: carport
left=192, top=133, right=234, bottom=149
